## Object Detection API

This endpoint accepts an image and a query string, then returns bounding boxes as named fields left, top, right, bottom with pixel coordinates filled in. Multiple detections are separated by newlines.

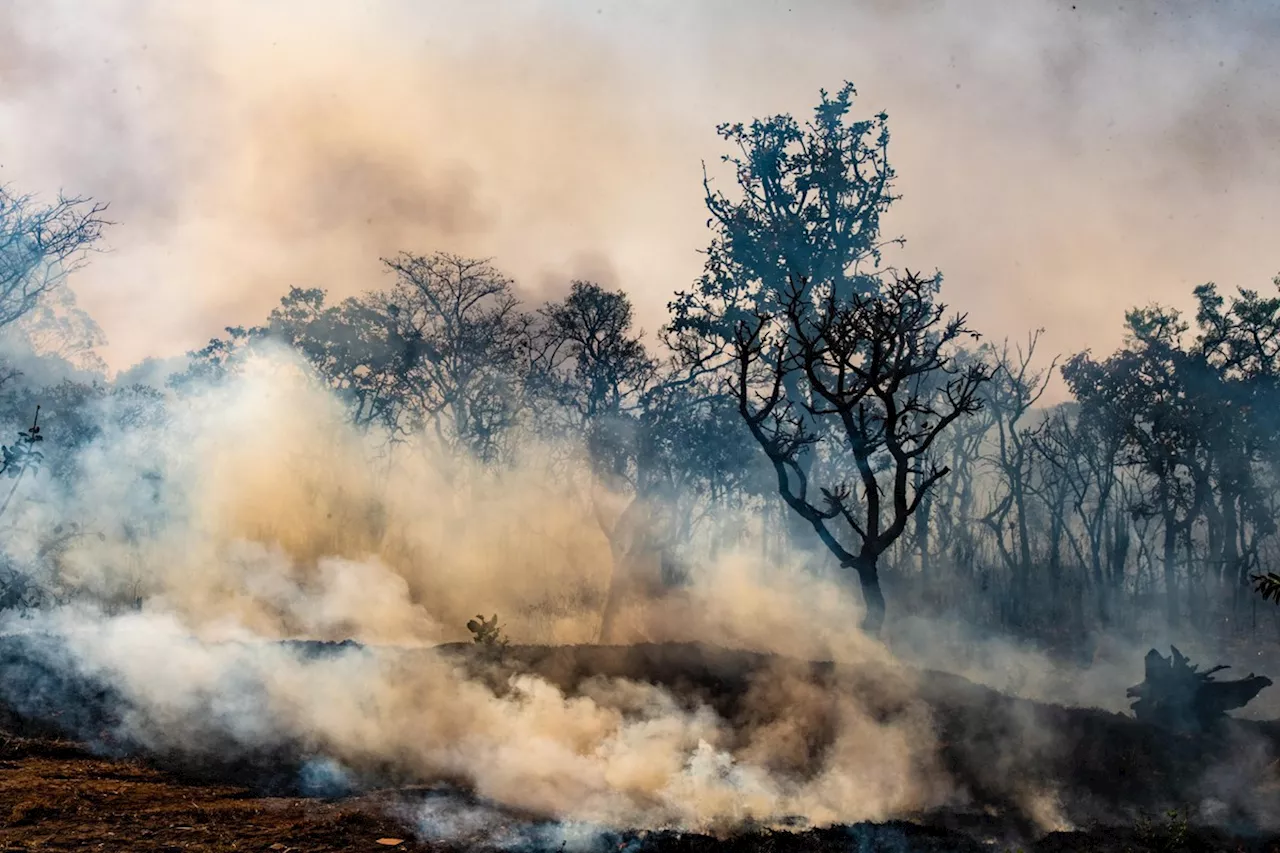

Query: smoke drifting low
left=0, top=340, right=1273, bottom=838
left=34, top=611, right=946, bottom=831
left=0, top=348, right=966, bottom=832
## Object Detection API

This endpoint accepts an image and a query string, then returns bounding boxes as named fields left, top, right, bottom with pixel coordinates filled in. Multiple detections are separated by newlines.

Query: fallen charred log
left=1127, top=646, right=1273, bottom=732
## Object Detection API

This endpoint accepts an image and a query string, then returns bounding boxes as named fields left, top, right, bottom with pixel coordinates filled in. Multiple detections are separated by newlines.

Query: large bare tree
left=730, top=270, right=986, bottom=634
left=0, top=188, right=108, bottom=331
left=380, top=252, right=531, bottom=462
left=670, top=85, right=988, bottom=635
left=668, top=83, right=900, bottom=563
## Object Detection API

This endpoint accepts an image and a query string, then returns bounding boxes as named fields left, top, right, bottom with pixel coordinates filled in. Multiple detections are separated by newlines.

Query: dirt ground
left=0, top=736, right=428, bottom=852
left=0, top=733, right=1278, bottom=853
left=2, top=732, right=1280, bottom=850
left=1, top=640, right=1279, bottom=852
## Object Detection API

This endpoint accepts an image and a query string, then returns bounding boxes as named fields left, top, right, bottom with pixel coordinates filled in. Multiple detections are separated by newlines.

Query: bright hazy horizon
left=3, top=0, right=1279, bottom=398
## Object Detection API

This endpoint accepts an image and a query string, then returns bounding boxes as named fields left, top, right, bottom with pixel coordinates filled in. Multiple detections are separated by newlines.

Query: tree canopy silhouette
left=669, top=85, right=987, bottom=635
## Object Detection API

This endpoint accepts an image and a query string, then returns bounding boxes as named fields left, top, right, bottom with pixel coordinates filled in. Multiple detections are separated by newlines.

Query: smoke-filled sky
left=2, top=0, right=1279, bottom=379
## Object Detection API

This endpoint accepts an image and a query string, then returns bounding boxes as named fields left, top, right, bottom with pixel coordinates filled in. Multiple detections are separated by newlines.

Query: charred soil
left=0, top=639, right=1277, bottom=852
left=0, top=737, right=1275, bottom=852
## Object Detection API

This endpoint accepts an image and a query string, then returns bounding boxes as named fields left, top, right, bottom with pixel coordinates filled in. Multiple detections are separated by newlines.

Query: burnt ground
left=0, top=734, right=442, bottom=852
left=0, top=639, right=1278, bottom=852
left=0, top=735, right=1275, bottom=853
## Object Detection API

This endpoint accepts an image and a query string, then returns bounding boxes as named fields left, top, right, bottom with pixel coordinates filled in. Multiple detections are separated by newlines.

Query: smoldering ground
left=0, top=349, right=1274, bottom=842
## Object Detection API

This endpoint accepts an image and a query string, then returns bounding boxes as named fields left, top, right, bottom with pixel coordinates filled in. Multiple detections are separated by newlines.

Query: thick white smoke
left=0, top=347, right=985, bottom=833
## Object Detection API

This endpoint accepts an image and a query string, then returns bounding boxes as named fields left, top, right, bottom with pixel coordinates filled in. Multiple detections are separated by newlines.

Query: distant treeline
left=2, top=85, right=1279, bottom=651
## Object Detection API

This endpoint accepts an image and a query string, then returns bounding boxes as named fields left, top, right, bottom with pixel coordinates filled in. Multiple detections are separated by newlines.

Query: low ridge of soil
left=0, top=639, right=1277, bottom=851
left=436, top=642, right=1280, bottom=831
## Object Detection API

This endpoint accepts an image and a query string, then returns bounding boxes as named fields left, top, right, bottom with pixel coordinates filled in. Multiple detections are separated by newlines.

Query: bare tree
left=1063, top=308, right=1214, bottom=629
left=529, top=282, right=661, bottom=640
left=380, top=252, right=531, bottom=462
left=927, top=352, right=993, bottom=581
left=529, top=281, right=656, bottom=468
left=0, top=188, right=108, bottom=331
left=1036, top=400, right=1131, bottom=626
left=532, top=282, right=758, bottom=641
left=669, top=83, right=900, bottom=562
left=975, top=331, right=1058, bottom=620
left=730, top=270, right=987, bottom=634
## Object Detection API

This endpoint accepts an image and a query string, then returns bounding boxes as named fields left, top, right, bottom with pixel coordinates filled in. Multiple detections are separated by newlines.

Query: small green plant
left=0, top=407, right=43, bottom=518
left=1162, top=807, right=1190, bottom=851
left=0, top=407, right=43, bottom=479
left=466, top=614, right=508, bottom=648
left=1134, top=806, right=1191, bottom=853
left=1253, top=571, right=1280, bottom=604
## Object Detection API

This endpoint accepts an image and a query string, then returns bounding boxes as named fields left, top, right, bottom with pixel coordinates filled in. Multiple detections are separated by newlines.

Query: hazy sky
left=2, top=0, right=1279, bottom=387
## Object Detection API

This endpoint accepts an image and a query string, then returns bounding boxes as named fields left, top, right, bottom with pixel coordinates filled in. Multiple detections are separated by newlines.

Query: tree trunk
left=851, top=556, right=886, bottom=636
left=1163, top=511, right=1180, bottom=629
left=914, top=466, right=932, bottom=576
left=1222, top=495, right=1239, bottom=585
left=1184, top=526, right=1206, bottom=629
left=1205, top=493, right=1224, bottom=584
left=781, top=371, right=821, bottom=564
left=596, top=496, right=666, bottom=644
left=1013, top=475, right=1033, bottom=614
